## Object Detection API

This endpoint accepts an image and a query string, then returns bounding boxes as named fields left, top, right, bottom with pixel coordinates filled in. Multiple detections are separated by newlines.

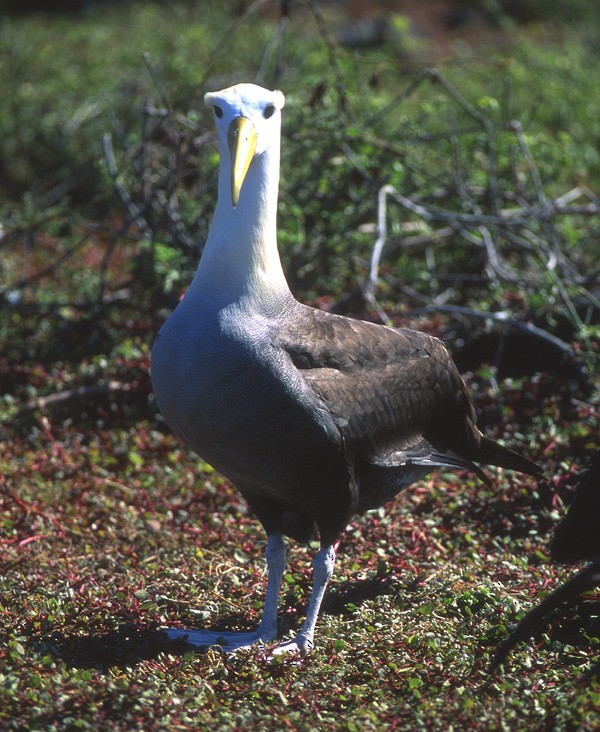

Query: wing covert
left=274, top=305, right=479, bottom=463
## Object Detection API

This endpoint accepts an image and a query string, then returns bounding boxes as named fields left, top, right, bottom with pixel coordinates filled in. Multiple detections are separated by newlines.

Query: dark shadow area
left=29, top=575, right=399, bottom=670
left=487, top=450, right=600, bottom=678
left=30, top=624, right=199, bottom=671
left=549, top=599, right=600, bottom=650
left=489, top=565, right=600, bottom=676
left=0, top=0, right=115, bottom=15
left=322, top=574, right=398, bottom=615
left=551, top=450, right=600, bottom=564
left=509, top=595, right=600, bottom=680
left=453, top=328, right=590, bottom=386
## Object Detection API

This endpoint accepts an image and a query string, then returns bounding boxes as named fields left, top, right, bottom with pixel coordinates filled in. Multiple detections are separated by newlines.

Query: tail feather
left=476, top=435, right=544, bottom=478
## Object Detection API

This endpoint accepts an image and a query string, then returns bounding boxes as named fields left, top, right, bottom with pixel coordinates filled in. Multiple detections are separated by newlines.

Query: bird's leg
left=256, top=532, right=286, bottom=641
left=270, top=543, right=336, bottom=656
left=163, top=532, right=286, bottom=651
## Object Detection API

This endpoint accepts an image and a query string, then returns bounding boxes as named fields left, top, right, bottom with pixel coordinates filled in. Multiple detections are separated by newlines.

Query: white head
left=204, top=83, right=286, bottom=208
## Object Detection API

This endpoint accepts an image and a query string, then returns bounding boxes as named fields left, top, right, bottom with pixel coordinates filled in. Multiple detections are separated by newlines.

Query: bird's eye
left=214, top=105, right=223, bottom=118
left=263, top=104, right=275, bottom=119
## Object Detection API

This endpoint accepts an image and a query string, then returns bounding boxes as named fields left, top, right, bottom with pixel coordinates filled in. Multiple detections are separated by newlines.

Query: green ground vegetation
left=1, top=1, right=599, bottom=730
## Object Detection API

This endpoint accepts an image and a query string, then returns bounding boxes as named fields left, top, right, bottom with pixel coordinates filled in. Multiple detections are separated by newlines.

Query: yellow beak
left=228, top=116, right=257, bottom=208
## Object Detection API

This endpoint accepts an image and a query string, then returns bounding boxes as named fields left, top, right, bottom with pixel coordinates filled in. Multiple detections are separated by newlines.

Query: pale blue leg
left=256, top=532, right=286, bottom=641
left=164, top=532, right=286, bottom=651
left=270, top=543, right=336, bottom=656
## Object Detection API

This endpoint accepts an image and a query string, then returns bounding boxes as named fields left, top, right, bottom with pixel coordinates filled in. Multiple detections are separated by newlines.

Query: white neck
left=187, top=139, right=292, bottom=312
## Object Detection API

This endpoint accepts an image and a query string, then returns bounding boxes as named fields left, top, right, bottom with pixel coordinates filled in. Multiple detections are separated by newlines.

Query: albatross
left=151, top=83, right=543, bottom=655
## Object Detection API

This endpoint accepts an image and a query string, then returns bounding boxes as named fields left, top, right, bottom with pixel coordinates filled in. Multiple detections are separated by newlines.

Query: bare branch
left=103, top=132, right=153, bottom=239
left=16, top=381, right=127, bottom=417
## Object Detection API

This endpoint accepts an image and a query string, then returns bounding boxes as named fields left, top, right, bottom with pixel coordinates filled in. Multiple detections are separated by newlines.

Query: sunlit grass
left=1, top=2, right=599, bottom=729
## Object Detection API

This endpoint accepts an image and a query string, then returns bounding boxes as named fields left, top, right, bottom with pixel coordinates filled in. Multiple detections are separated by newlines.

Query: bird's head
left=204, top=83, right=286, bottom=208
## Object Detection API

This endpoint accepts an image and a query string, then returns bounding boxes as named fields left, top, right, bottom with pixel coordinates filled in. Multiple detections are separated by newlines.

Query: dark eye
left=263, top=104, right=275, bottom=119
left=214, top=105, right=223, bottom=118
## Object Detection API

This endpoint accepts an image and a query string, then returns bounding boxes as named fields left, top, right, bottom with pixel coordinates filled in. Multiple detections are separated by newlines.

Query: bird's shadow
left=31, top=624, right=192, bottom=671
left=31, top=581, right=598, bottom=675
left=322, top=573, right=396, bottom=614
left=30, top=575, right=395, bottom=670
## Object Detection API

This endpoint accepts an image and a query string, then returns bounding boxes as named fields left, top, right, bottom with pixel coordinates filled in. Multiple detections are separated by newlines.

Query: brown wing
left=274, top=304, right=482, bottom=469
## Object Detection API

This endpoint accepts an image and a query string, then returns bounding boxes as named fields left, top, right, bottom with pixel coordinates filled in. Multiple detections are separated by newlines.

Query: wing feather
left=274, top=304, right=481, bottom=466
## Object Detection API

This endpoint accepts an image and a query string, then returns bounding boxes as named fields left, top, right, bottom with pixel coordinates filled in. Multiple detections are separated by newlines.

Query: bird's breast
left=151, top=303, right=271, bottom=441
left=150, top=301, right=344, bottom=499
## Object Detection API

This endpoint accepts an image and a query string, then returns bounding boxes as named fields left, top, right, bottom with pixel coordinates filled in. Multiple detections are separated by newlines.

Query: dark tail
left=476, top=435, right=544, bottom=479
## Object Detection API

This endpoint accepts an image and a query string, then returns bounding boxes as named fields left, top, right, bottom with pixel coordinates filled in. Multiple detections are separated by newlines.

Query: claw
left=268, top=634, right=314, bottom=657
